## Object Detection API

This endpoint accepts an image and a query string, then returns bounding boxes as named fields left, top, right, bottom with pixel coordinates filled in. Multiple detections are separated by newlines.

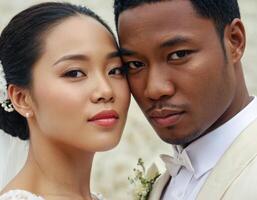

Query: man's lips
left=88, top=110, right=119, bottom=127
left=148, top=109, right=185, bottom=127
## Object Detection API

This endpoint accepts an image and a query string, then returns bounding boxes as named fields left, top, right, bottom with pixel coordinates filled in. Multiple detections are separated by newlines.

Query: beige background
left=0, top=0, right=256, bottom=199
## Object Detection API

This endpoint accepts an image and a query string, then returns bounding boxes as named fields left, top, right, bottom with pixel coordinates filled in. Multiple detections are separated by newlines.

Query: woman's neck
left=21, top=133, right=94, bottom=200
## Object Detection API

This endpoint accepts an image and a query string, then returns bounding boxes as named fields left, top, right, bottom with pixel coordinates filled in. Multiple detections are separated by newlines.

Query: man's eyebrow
left=119, top=48, right=137, bottom=56
left=118, top=37, right=190, bottom=56
left=53, top=54, right=89, bottom=66
left=160, top=36, right=191, bottom=48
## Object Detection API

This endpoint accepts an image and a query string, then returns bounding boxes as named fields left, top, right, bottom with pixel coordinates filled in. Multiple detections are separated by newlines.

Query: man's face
left=118, top=0, right=239, bottom=145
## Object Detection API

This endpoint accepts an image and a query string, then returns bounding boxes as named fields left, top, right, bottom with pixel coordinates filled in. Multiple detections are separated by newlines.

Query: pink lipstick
left=88, top=110, right=119, bottom=127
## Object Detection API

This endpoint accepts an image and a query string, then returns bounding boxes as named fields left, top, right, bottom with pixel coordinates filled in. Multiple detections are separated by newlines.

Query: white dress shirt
left=162, top=96, right=257, bottom=200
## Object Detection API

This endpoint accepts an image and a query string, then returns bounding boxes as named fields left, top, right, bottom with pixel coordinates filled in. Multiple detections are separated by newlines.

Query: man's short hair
left=114, top=0, right=241, bottom=40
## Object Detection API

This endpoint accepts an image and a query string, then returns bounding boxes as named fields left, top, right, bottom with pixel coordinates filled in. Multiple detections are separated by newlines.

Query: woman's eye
left=63, top=70, right=85, bottom=78
left=168, top=50, right=191, bottom=61
left=109, top=67, right=125, bottom=76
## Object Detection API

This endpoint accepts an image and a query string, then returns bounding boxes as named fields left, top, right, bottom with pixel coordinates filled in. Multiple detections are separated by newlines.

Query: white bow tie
left=160, top=145, right=194, bottom=177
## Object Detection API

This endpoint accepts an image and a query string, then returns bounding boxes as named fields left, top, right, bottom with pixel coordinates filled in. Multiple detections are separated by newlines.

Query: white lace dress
left=0, top=190, right=105, bottom=200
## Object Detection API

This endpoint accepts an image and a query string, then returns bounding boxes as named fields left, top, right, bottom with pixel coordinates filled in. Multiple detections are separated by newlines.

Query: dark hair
left=0, top=2, right=115, bottom=140
left=114, top=0, right=241, bottom=40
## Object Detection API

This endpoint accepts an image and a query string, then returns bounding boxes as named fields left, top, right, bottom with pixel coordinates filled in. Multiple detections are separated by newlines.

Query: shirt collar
left=177, top=96, right=257, bottom=179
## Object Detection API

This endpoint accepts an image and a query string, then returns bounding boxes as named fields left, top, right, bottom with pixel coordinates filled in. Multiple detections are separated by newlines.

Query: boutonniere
left=129, top=158, right=160, bottom=200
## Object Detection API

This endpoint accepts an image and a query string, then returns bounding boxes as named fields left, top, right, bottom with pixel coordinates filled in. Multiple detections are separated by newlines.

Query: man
left=114, top=0, right=257, bottom=199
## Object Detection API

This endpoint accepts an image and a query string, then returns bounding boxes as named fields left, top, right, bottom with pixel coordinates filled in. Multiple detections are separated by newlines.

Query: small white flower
left=0, top=61, right=8, bottom=104
left=0, top=61, right=14, bottom=112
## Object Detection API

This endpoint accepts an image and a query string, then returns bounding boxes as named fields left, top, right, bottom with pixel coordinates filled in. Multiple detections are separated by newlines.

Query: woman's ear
left=8, top=84, right=34, bottom=118
left=224, top=18, right=246, bottom=63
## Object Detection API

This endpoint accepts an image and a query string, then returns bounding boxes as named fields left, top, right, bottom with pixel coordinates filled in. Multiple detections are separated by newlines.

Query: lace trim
left=0, top=190, right=105, bottom=200
left=0, top=190, right=44, bottom=200
left=91, top=192, right=105, bottom=200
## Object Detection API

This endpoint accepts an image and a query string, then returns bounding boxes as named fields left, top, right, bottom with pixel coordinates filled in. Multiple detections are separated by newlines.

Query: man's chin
left=157, top=130, right=201, bottom=146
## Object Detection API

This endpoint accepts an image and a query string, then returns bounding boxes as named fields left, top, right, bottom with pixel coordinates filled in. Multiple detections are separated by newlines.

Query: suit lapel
left=197, top=118, right=257, bottom=200
left=148, top=171, right=170, bottom=200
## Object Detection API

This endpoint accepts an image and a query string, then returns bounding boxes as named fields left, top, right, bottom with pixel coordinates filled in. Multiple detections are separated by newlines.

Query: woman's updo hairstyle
left=0, top=2, right=115, bottom=140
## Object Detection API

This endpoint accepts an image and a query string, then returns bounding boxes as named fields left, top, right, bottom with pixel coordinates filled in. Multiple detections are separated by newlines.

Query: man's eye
left=168, top=50, right=191, bottom=60
left=64, top=70, right=85, bottom=78
left=109, top=66, right=125, bottom=76
left=126, top=61, right=145, bottom=70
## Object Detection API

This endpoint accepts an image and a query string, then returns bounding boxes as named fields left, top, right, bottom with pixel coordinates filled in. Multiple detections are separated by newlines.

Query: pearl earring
left=25, top=112, right=31, bottom=118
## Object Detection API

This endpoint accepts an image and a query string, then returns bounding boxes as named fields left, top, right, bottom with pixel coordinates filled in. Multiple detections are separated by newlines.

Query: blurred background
left=0, top=0, right=256, bottom=199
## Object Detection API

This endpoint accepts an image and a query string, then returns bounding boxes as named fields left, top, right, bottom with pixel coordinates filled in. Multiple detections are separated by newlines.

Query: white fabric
left=162, top=96, right=257, bottom=200
left=0, top=190, right=105, bottom=200
left=0, top=132, right=28, bottom=190
left=0, top=190, right=44, bottom=200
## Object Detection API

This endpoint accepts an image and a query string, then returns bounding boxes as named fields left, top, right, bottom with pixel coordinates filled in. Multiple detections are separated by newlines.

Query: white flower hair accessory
left=0, top=61, right=14, bottom=112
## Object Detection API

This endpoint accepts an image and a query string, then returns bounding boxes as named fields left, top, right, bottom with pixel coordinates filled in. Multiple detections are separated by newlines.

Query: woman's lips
left=88, top=110, right=119, bottom=127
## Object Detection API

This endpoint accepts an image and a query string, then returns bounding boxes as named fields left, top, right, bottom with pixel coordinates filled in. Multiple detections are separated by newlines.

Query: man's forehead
left=117, top=0, right=219, bottom=55
left=118, top=0, right=198, bottom=25
left=118, top=0, right=203, bottom=36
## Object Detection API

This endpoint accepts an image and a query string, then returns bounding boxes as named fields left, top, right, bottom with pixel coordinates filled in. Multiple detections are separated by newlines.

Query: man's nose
left=144, top=67, right=175, bottom=101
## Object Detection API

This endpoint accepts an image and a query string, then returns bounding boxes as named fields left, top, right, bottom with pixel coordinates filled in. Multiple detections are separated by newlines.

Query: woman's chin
left=80, top=135, right=122, bottom=153
left=96, top=138, right=121, bottom=152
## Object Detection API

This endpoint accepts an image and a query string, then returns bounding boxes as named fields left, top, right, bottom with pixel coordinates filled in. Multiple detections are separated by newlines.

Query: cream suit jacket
left=148, top=118, right=257, bottom=200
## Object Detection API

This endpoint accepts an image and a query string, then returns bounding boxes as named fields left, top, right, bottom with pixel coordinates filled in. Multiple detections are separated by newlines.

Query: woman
left=0, top=2, right=130, bottom=200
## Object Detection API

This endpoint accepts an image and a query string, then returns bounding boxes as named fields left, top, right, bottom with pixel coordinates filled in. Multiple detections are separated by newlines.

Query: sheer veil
left=0, top=130, right=28, bottom=190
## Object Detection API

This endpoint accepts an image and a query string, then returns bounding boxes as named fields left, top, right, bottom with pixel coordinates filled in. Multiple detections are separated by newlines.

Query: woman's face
left=29, top=16, right=130, bottom=152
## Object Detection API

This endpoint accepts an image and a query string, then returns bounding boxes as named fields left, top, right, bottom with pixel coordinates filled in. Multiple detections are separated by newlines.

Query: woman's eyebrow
left=53, top=54, right=89, bottom=66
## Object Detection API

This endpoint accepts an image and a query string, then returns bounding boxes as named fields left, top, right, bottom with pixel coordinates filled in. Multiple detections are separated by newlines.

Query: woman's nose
left=90, top=75, right=114, bottom=103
